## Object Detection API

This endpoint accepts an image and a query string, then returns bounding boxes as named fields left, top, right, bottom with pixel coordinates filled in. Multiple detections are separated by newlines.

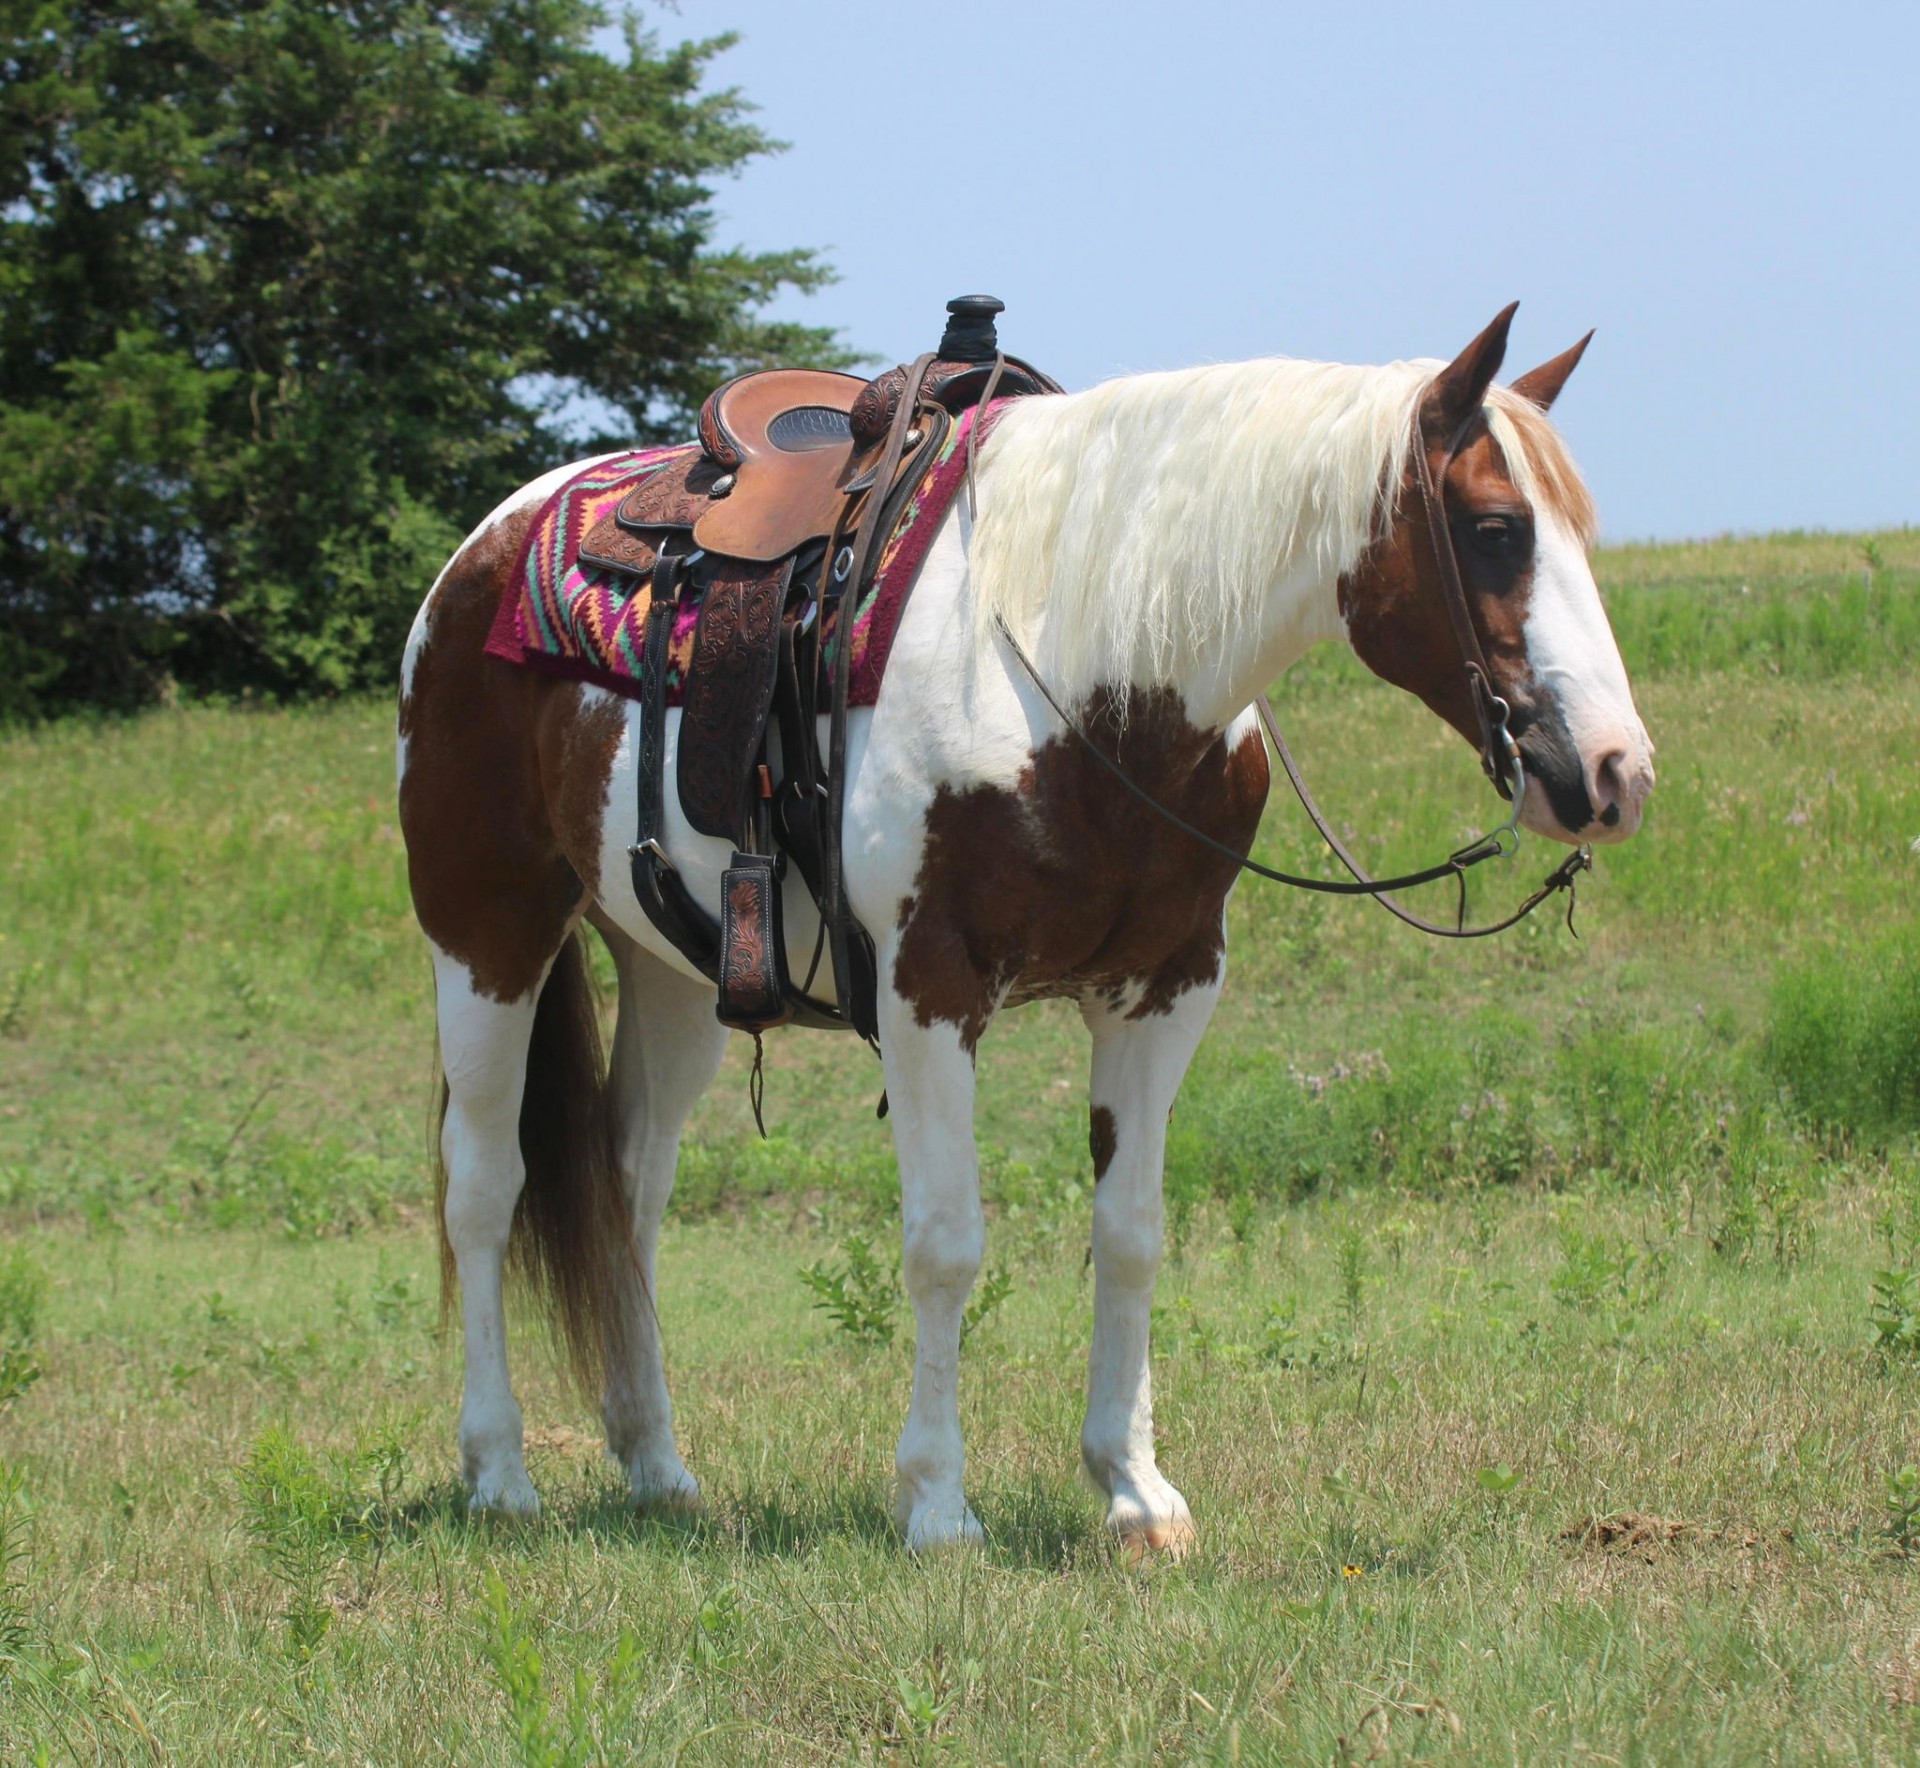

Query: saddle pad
left=482, top=402, right=1006, bottom=707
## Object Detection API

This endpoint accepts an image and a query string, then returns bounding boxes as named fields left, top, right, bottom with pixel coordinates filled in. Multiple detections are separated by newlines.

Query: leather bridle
left=995, top=407, right=1593, bottom=939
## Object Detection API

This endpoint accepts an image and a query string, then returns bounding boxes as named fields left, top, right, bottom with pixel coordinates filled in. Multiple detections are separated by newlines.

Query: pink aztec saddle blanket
left=483, top=401, right=1000, bottom=707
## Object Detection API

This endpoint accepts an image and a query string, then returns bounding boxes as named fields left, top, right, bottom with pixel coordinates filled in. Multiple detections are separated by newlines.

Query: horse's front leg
left=1079, top=978, right=1222, bottom=1558
left=877, top=986, right=986, bottom=1550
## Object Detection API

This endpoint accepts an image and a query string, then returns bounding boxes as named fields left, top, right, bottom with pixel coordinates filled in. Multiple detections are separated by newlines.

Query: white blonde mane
left=969, top=355, right=1594, bottom=700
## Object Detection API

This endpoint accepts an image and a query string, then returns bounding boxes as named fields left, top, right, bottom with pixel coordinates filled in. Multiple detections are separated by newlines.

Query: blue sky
left=620, top=2, right=1915, bottom=541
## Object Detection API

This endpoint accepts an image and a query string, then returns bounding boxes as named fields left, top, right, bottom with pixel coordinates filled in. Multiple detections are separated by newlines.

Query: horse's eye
left=1475, top=517, right=1512, bottom=546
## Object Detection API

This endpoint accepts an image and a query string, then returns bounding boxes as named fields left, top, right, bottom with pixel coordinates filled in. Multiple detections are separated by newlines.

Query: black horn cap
left=938, top=294, right=1005, bottom=363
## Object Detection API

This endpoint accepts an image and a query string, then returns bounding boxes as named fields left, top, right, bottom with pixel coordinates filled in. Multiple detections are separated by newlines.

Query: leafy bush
left=799, top=1235, right=900, bottom=1346
left=1766, top=925, right=1920, bottom=1145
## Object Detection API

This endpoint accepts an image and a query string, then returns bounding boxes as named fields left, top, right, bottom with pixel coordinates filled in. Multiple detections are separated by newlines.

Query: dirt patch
left=1563, top=1512, right=1794, bottom=1563
left=525, top=1425, right=598, bottom=1458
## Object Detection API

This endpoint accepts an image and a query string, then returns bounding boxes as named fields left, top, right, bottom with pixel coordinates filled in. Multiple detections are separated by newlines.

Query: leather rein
left=992, top=407, right=1593, bottom=939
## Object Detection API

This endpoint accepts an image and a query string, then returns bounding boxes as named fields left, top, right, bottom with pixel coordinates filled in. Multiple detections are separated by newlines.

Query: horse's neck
left=1170, top=562, right=1347, bottom=733
left=966, top=388, right=1356, bottom=736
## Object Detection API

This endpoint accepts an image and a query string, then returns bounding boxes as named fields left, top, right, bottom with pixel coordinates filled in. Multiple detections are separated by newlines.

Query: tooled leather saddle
left=601, top=296, right=1060, bottom=1042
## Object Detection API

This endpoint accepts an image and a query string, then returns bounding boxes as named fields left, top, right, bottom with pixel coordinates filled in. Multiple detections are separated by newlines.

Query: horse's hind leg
left=1078, top=978, right=1223, bottom=1558
left=596, top=924, right=730, bottom=1508
left=434, top=945, right=549, bottom=1516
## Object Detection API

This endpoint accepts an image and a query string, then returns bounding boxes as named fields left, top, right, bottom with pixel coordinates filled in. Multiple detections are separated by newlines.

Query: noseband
left=996, top=408, right=1593, bottom=940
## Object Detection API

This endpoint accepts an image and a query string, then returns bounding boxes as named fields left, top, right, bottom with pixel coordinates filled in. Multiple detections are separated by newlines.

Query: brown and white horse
left=396, top=306, right=1653, bottom=1554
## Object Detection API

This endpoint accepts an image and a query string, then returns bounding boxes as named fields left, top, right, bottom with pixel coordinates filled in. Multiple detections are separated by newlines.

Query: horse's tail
left=435, top=931, right=636, bottom=1396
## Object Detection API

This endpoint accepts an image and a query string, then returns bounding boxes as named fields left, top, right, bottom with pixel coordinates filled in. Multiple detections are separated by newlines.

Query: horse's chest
left=889, top=701, right=1269, bottom=1049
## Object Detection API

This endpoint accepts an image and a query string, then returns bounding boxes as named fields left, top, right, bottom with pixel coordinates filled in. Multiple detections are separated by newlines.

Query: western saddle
left=594, top=296, right=1060, bottom=1046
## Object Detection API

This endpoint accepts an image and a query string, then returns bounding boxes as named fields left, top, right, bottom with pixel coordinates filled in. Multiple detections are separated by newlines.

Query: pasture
left=2, top=527, right=1919, bottom=1763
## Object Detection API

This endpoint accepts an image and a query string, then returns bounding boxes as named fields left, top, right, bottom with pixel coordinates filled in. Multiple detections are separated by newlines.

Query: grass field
left=2, top=528, right=1919, bottom=1762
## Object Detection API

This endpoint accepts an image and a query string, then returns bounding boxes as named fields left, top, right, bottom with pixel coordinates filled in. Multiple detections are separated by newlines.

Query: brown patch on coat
left=1088, top=1105, right=1118, bottom=1181
left=1338, top=416, right=1539, bottom=755
left=891, top=690, right=1269, bottom=1051
left=398, top=508, right=622, bottom=1002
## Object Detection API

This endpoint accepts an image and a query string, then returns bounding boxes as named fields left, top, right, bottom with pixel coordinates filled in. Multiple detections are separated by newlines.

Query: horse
left=395, top=303, right=1655, bottom=1555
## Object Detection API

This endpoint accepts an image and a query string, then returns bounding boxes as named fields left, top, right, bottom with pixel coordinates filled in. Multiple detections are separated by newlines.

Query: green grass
left=2, top=529, right=1919, bottom=1761
left=6, top=1193, right=1920, bottom=1762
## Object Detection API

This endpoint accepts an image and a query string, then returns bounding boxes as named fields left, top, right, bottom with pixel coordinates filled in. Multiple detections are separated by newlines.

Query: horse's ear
left=1423, top=302, right=1518, bottom=442
left=1509, top=331, right=1595, bottom=412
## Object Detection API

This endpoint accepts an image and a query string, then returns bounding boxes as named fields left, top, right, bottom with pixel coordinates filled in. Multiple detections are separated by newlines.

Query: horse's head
left=1340, top=305, right=1654, bottom=844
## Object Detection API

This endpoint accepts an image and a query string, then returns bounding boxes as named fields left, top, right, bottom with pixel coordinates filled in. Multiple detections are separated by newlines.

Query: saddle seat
left=590, top=333, right=1063, bottom=569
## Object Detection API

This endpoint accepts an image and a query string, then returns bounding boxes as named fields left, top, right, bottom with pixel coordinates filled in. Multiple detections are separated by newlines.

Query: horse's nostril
left=1593, top=748, right=1629, bottom=812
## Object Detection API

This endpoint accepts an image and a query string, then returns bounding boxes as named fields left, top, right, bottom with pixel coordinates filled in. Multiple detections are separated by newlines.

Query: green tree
left=0, top=0, right=846, bottom=714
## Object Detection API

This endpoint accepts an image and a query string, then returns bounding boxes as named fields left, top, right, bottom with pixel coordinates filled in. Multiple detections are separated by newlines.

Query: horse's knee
left=1092, top=1200, right=1163, bottom=1291
left=902, top=1209, right=984, bottom=1301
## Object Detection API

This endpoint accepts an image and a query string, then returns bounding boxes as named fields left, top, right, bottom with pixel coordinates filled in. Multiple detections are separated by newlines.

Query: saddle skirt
left=483, top=399, right=1006, bottom=709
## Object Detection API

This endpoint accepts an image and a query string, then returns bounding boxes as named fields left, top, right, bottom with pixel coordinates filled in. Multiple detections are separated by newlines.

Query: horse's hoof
left=904, top=1500, right=986, bottom=1553
left=469, top=1472, right=542, bottom=1519
left=1114, top=1516, right=1199, bottom=1564
left=630, top=1473, right=704, bottom=1517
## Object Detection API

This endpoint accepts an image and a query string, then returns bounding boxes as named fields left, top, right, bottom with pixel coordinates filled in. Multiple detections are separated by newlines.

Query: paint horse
left=397, top=304, right=1654, bottom=1554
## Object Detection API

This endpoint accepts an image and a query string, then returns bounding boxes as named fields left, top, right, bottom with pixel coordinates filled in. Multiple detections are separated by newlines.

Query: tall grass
left=1767, top=922, right=1920, bottom=1146
left=1597, top=527, right=1920, bottom=679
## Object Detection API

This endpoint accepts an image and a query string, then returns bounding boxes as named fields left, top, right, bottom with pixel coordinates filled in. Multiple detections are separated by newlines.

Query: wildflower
left=1342, top=1563, right=1363, bottom=1579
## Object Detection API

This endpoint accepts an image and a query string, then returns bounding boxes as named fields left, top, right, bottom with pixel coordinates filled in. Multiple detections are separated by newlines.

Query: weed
left=236, top=1426, right=346, bottom=1661
left=370, top=1271, right=419, bottom=1332
left=1476, top=1464, right=1522, bottom=1496
left=479, top=1571, right=642, bottom=1768
left=1257, top=1300, right=1347, bottom=1372
left=689, top=1584, right=741, bottom=1674
left=1553, top=1226, right=1672, bottom=1341
left=960, top=1267, right=1013, bottom=1346
left=1550, top=1230, right=1638, bottom=1311
left=1868, top=1269, right=1920, bottom=1356
left=1876, top=1171, right=1920, bottom=1267
left=1336, top=1228, right=1369, bottom=1339
left=0, top=963, right=39, bottom=1040
left=235, top=1423, right=405, bottom=1662
left=892, top=1659, right=968, bottom=1763
left=1762, top=1163, right=1819, bottom=1271
left=0, top=1250, right=45, bottom=1408
left=1712, top=1115, right=1763, bottom=1263
left=1887, top=1466, right=1920, bottom=1557
left=0, top=1463, right=31, bottom=1665
left=799, top=1234, right=900, bottom=1346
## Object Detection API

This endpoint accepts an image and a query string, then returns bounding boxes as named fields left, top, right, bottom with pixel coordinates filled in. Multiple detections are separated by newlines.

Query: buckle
left=628, top=837, right=675, bottom=874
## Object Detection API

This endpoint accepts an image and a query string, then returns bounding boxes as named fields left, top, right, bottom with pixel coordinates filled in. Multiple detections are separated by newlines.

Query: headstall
left=993, top=409, right=1594, bottom=940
